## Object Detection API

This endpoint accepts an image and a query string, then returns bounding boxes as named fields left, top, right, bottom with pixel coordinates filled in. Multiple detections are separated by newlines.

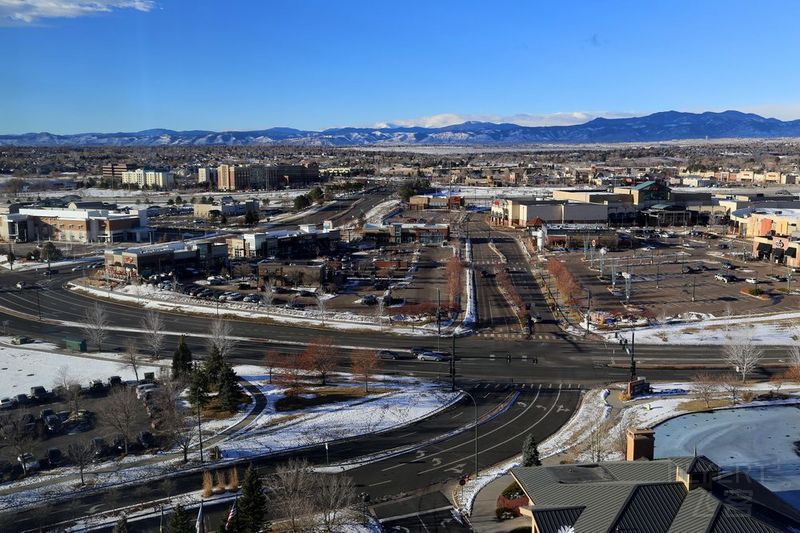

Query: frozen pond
left=654, top=405, right=800, bottom=510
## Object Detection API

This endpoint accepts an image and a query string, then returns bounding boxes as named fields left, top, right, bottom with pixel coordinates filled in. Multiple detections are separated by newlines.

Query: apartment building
left=198, top=166, right=218, bottom=184
left=102, top=162, right=135, bottom=182
left=121, top=168, right=175, bottom=189
left=217, top=163, right=321, bottom=191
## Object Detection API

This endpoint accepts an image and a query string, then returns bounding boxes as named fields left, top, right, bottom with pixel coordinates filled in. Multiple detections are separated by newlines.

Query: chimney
left=626, top=428, right=655, bottom=461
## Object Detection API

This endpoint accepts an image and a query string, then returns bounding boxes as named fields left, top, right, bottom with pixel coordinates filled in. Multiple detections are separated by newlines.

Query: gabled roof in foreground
left=511, top=456, right=785, bottom=533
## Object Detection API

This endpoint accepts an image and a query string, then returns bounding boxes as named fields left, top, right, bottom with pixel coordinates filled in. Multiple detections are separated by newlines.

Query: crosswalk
left=473, top=260, right=530, bottom=267
left=475, top=332, right=578, bottom=341
left=471, top=382, right=582, bottom=391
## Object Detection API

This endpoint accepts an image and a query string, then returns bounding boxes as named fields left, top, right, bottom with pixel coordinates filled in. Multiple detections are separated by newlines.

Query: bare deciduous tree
left=54, top=366, right=82, bottom=414
left=317, top=474, right=357, bottom=532
left=82, top=302, right=108, bottom=351
left=264, top=350, right=281, bottom=384
left=67, top=441, right=94, bottom=485
left=351, top=349, right=379, bottom=393
left=723, top=335, right=763, bottom=382
left=277, top=354, right=305, bottom=397
left=140, top=311, right=165, bottom=360
left=122, top=340, right=143, bottom=382
left=0, top=413, right=33, bottom=473
left=300, top=337, right=337, bottom=386
left=100, top=387, right=140, bottom=455
left=692, top=372, right=720, bottom=409
left=261, top=285, right=273, bottom=307
left=316, top=294, right=327, bottom=326
left=208, top=319, right=237, bottom=360
left=154, top=379, right=195, bottom=462
left=720, top=373, right=742, bottom=405
left=271, top=458, right=316, bottom=533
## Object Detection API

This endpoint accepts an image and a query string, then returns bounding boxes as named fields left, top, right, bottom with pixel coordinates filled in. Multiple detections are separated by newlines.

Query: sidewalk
left=470, top=474, right=528, bottom=532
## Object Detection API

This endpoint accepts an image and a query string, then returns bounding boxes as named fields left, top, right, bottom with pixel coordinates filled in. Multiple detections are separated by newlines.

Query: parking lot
left=559, top=228, right=800, bottom=321
left=0, top=379, right=156, bottom=483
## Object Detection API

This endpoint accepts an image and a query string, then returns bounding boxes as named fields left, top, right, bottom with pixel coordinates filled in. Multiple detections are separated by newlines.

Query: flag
left=195, top=500, right=205, bottom=533
left=225, top=498, right=238, bottom=530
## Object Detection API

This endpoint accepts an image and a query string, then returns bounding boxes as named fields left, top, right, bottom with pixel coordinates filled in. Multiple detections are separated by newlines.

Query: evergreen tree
left=244, top=210, right=259, bottom=226
left=204, top=346, right=224, bottom=383
left=238, top=465, right=268, bottom=533
left=167, top=504, right=193, bottom=533
left=112, top=515, right=129, bottom=533
left=189, top=368, right=210, bottom=408
left=521, top=432, right=542, bottom=467
left=218, top=364, right=242, bottom=411
left=172, top=336, right=193, bottom=379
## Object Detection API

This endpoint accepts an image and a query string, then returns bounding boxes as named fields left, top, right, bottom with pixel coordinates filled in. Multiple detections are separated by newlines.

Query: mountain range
left=3, top=110, right=800, bottom=147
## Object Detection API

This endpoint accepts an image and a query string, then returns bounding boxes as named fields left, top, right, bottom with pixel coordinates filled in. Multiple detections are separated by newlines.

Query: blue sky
left=2, top=0, right=800, bottom=134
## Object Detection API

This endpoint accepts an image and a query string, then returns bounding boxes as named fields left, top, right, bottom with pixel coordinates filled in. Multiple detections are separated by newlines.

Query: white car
left=745, top=278, right=758, bottom=284
left=135, top=384, right=157, bottom=399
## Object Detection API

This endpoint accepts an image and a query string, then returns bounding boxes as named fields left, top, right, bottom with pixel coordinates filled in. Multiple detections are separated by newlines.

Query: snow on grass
left=221, top=367, right=460, bottom=460
left=0, top=340, right=162, bottom=395
left=0, top=255, right=102, bottom=271
left=70, top=281, right=441, bottom=336
left=363, top=199, right=402, bottom=225
left=598, top=309, right=800, bottom=345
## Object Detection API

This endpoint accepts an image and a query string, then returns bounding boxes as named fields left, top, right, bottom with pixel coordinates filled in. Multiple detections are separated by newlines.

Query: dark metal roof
left=531, top=506, right=585, bottom=533
left=611, top=483, right=686, bottom=533
left=668, top=488, right=720, bottom=533
left=711, top=504, right=782, bottom=533
left=670, top=456, right=721, bottom=475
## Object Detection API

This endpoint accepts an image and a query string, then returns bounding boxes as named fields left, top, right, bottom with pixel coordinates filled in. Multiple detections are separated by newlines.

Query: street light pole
left=459, top=390, right=479, bottom=477
left=437, top=288, right=441, bottom=351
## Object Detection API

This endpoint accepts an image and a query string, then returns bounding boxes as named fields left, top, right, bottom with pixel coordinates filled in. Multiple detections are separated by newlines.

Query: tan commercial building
left=491, top=198, right=608, bottom=226
left=193, top=198, right=260, bottom=219
left=4, top=206, right=149, bottom=243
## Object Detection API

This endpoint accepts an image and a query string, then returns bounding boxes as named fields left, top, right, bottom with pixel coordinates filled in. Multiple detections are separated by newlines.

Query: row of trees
left=546, top=257, right=582, bottom=305
left=264, top=341, right=379, bottom=394
left=445, top=254, right=464, bottom=311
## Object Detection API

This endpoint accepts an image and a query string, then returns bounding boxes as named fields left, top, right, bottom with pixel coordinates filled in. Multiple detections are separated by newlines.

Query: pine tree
left=112, top=515, right=129, bottom=533
left=238, top=465, right=268, bottom=533
left=189, top=368, right=210, bottom=408
left=204, top=346, right=224, bottom=384
left=218, top=364, right=242, bottom=412
left=521, top=432, right=542, bottom=467
left=172, top=336, right=193, bottom=379
left=167, top=504, right=193, bottom=533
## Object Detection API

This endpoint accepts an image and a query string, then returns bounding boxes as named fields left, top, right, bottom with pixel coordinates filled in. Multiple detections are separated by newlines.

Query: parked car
left=360, top=295, right=378, bottom=305
left=0, top=397, right=16, bottom=410
left=715, top=274, right=734, bottom=283
left=45, top=448, right=64, bottom=468
left=136, top=383, right=157, bottom=400
left=137, top=431, right=156, bottom=449
left=720, top=262, right=735, bottom=270
left=745, top=278, right=758, bottom=284
left=92, top=437, right=110, bottom=460
left=44, top=414, right=63, bottom=433
left=88, top=380, right=106, bottom=394
left=29, top=386, right=48, bottom=402
left=39, top=408, right=55, bottom=421
left=14, top=393, right=29, bottom=405
left=108, top=376, right=124, bottom=388
left=17, top=453, right=40, bottom=473
left=15, top=281, right=26, bottom=289
left=11, top=336, right=33, bottom=345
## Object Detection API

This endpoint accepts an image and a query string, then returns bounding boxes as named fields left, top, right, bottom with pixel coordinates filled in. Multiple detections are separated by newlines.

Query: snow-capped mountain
left=3, top=111, right=800, bottom=146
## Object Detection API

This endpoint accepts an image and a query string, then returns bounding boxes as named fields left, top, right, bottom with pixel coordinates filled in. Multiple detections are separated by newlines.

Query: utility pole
left=436, top=288, right=441, bottom=351
left=450, top=335, right=456, bottom=392
left=584, top=290, right=592, bottom=337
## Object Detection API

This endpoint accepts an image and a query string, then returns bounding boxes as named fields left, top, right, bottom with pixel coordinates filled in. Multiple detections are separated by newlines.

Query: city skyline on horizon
left=3, top=1, right=800, bottom=134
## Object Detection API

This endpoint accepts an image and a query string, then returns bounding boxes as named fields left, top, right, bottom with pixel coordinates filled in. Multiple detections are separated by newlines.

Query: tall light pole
left=436, top=288, right=441, bottom=351
left=458, top=390, right=479, bottom=477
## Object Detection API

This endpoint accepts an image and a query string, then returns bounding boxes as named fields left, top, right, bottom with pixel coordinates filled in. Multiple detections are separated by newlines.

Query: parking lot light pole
left=437, top=288, right=441, bottom=351
left=458, top=389, right=479, bottom=478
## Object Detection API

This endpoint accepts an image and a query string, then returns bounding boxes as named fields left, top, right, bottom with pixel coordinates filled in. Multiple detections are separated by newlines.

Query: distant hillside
left=3, top=110, right=800, bottom=146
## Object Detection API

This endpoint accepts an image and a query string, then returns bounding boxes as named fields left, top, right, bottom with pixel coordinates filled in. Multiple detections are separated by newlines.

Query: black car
left=108, top=376, right=124, bottom=388
left=721, top=262, right=735, bottom=269
left=137, top=431, right=156, bottom=449
left=45, top=448, right=64, bottom=468
left=39, top=408, right=55, bottom=421
left=92, top=437, right=110, bottom=460
left=29, top=386, right=49, bottom=402
left=44, top=414, right=63, bottom=433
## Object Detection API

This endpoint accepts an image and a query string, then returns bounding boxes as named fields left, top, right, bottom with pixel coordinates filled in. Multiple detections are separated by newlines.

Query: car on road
left=745, top=277, right=758, bottom=284
left=417, top=351, right=451, bottom=362
left=15, top=281, right=26, bottom=289
left=360, top=295, right=378, bottom=305
left=715, top=273, right=734, bottom=283
left=377, top=350, right=400, bottom=360
left=11, top=335, right=33, bottom=345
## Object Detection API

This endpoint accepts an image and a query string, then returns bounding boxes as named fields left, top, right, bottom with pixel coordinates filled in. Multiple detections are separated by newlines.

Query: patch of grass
left=201, top=392, right=249, bottom=419
left=261, top=414, right=303, bottom=428
left=677, top=398, right=730, bottom=412
left=681, top=327, right=700, bottom=335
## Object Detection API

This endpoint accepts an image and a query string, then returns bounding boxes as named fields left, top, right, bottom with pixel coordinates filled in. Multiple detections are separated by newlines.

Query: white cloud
left=0, top=0, right=155, bottom=25
left=372, top=111, right=642, bottom=129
